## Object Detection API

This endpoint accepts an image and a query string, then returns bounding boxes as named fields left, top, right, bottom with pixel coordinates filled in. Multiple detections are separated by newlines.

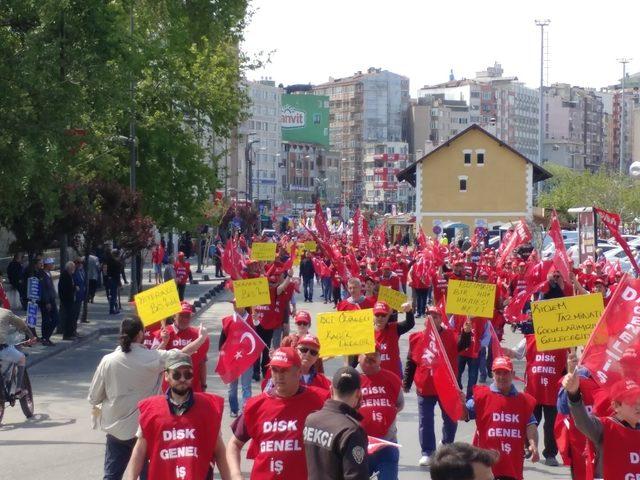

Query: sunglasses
left=169, top=369, right=194, bottom=381
left=295, top=322, right=310, bottom=326
left=298, top=346, right=319, bottom=356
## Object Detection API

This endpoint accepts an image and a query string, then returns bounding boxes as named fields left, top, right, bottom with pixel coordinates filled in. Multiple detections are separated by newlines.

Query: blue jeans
left=107, top=278, right=119, bottom=313
left=417, top=395, right=458, bottom=455
left=40, top=302, right=59, bottom=341
left=303, top=276, right=314, bottom=301
left=414, top=288, right=429, bottom=316
left=104, top=434, right=147, bottom=480
left=458, top=355, right=480, bottom=400
left=321, top=277, right=332, bottom=300
left=228, top=367, right=253, bottom=414
left=368, top=445, right=399, bottom=480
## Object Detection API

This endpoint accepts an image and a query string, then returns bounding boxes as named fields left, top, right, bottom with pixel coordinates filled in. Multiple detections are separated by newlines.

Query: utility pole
left=618, top=57, right=631, bottom=173
left=535, top=19, right=550, bottom=166
left=129, top=3, right=138, bottom=299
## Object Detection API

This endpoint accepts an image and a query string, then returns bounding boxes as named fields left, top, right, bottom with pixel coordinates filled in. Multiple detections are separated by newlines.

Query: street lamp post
left=618, top=57, right=632, bottom=173
left=535, top=19, right=550, bottom=166
left=244, top=136, right=260, bottom=203
left=129, top=2, right=139, bottom=298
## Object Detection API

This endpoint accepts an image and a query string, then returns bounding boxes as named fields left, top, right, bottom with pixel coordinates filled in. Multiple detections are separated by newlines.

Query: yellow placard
left=532, top=293, right=604, bottom=351
left=233, top=277, right=271, bottom=308
left=293, top=244, right=305, bottom=266
left=304, top=241, right=317, bottom=252
left=377, top=285, right=408, bottom=311
left=250, top=242, right=277, bottom=262
left=134, top=280, right=182, bottom=327
left=317, top=309, right=376, bottom=356
left=445, top=279, right=496, bottom=319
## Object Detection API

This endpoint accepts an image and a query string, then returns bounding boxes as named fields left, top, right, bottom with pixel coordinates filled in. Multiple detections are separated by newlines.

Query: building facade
left=542, top=83, right=604, bottom=170
left=397, top=125, right=551, bottom=236
left=362, top=141, right=412, bottom=213
left=416, top=63, right=539, bottom=162
left=312, top=68, right=410, bottom=210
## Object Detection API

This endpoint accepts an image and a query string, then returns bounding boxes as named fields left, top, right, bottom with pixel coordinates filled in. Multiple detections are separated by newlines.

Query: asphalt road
left=0, top=281, right=572, bottom=479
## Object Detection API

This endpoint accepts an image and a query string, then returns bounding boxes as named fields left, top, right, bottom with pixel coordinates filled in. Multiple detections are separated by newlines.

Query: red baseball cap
left=269, top=347, right=301, bottom=369
left=179, top=301, right=193, bottom=315
left=426, top=306, right=441, bottom=315
left=610, top=379, right=640, bottom=405
left=298, top=334, right=320, bottom=350
left=294, top=311, right=312, bottom=325
left=373, top=301, right=391, bottom=315
left=492, top=356, right=514, bottom=372
left=381, top=262, right=392, bottom=270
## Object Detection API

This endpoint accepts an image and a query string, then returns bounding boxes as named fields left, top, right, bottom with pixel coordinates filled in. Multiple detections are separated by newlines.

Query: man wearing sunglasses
left=226, top=347, right=325, bottom=479
left=127, top=351, right=230, bottom=480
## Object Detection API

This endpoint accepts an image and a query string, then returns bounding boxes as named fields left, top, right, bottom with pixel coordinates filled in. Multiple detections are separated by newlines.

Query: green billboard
left=281, top=94, right=329, bottom=146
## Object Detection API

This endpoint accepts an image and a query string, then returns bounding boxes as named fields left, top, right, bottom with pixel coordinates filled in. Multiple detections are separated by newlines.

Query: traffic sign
left=432, top=226, right=442, bottom=235
left=475, top=227, right=488, bottom=239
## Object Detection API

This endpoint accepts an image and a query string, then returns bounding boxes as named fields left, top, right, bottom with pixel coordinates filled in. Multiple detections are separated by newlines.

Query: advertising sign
left=281, top=94, right=329, bottom=146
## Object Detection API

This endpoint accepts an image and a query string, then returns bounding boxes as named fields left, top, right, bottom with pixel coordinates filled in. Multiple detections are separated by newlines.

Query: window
left=459, top=176, right=468, bottom=192
left=476, top=151, right=485, bottom=165
left=464, top=152, right=471, bottom=164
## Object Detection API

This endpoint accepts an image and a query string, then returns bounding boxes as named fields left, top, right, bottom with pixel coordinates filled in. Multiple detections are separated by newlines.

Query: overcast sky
left=242, top=0, right=638, bottom=96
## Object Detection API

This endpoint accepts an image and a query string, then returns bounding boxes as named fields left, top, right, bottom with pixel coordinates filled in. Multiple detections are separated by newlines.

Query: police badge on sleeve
left=352, top=445, right=365, bottom=464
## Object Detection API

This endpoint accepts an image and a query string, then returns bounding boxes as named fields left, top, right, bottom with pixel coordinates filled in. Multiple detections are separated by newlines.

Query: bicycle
left=0, top=341, right=35, bottom=425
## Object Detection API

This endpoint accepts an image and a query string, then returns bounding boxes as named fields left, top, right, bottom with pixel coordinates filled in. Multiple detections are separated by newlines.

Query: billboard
left=281, top=94, right=329, bottom=146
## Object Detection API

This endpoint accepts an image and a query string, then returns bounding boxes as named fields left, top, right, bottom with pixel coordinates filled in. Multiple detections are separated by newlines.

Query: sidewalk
left=22, top=264, right=229, bottom=367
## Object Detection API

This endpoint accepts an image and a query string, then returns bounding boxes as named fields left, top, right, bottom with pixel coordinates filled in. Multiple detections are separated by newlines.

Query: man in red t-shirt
left=337, top=277, right=376, bottom=311
left=126, top=352, right=229, bottom=480
left=173, top=251, right=192, bottom=301
left=464, top=356, right=539, bottom=480
left=226, top=347, right=325, bottom=479
left=158, top=301, right=210, bottom=393
left=151, top=242, right=165, bottom=285
left=358, top=348, right=403, bottom=479
left=373, top=300, right=415, bottom=378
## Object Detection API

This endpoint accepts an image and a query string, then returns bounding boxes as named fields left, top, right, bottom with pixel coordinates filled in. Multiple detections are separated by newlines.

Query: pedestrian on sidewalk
left=39, top=257, right=59, bottom=346
left=88, top=317, right=210, bottom=480
left=150, top=242, right=164, bottom=285
left=104, top=250, right=122, bottom=315
left=6, top=253, right=25, bottom=309
left=173, top=251, right=192, bottom=301
left=73, top=257, right=87, bottom=324
left=300, top=251, right=315, bottom=302
left=87, top=253, right=100, bottom=303
left=58, top=261, right=77, bottom=339
left=0, top=271, right=12, bottom=310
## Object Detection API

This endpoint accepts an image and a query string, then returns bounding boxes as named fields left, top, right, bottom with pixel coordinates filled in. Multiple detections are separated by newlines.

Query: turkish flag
left=424, top=317, right=464, bottom=422
left=367, top=436, right=401, bottom=455
left=549, top=210, right=572, bottom=282
left=215, top=316, right=266, bottom=384
left=580, top=275, right=640, bottom=388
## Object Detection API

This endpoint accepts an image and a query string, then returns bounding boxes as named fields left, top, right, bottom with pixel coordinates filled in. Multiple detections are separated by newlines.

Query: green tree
left=0, top=0, right=253, bottom=252
left=538, top=164, right=640, bottom=222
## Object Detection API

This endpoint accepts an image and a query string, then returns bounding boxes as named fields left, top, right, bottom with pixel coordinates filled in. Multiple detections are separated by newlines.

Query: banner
left=580, top=276, right=640, bottom=387
left=445, top=280, right=497, bottom=319
left=232, top=277, right=271, bottom=308
left=594, top=207, right=640, bottom=275
left=496, top=220, right=532, bottom=268
left=314, top=201, right=331, bottom=241
left=377, top=285, right=408, bottom=312
left=250, top=242, right=277, bottom=262
left=134, top=280, right=183, bottom=327
left=549, top=210, right=572, bottom=282
left=304, top=240, right=317, bottom=252
left=532, top=293, right=604, bottom=351
left=317, top=309, right=375, bottom=356
left=293, top=244, right=304, bottom=266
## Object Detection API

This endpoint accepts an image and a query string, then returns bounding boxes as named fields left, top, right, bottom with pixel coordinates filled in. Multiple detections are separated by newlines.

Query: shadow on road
left=0, top=413, right=76, bottom=432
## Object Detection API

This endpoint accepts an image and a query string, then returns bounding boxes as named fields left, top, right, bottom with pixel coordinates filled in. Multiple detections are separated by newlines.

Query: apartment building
left=312, top=68, right=410, bottom=209
left=409, top=96, right=469, bottom=155
left=543, top=83, right=604, bottom=170
left=363, top=141, right=412, bottom=213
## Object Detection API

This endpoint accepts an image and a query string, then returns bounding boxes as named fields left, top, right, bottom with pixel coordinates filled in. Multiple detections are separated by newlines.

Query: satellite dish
left=630, top=161, right=640, bottom=178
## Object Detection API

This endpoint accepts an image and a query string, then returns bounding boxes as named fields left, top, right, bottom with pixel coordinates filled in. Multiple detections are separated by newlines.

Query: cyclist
left=0, top=307, right=37, bottom=396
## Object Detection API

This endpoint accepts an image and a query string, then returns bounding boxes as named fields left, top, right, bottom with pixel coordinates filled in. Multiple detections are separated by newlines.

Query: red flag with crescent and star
left=215, top=314, right=266, bottom=384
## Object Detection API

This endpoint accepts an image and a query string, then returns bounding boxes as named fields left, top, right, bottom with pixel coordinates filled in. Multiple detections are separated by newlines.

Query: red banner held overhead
left=215, top=316, right=267, bottom=384
left=548, top=210, right=573, bottom=283
left=580, top=275, right=640, bottom=388
left=496, top=220, right=532, bottom=268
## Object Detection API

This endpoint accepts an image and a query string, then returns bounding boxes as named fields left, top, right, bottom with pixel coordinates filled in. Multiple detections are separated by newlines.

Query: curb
left=26, top=278, right=229, bottom=368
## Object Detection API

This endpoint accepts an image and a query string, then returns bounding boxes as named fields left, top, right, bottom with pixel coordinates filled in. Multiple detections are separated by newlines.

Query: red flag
left=424, top=317, right=464, bottom=421
left=220, top=239, right=245, bottom=280
left=352, top=208, right=361, bottom=248
left=215, top=316, right=267, bottom=384
left=496, top=220, right=532, bottom=268
left=314, top=201, right=331, bottom=241
left=367, top=436, right=402, bottom=455
left=580, top=275, right=640, bottom=387
left=416, top=226, right=427, bottom=249
left=594, top=207, right=640, bottom=276
left=488, top=322, right=504, bottom=358
left=503, top=260, right=552, bottom=324
left=549, top=210, right=572, bottom=282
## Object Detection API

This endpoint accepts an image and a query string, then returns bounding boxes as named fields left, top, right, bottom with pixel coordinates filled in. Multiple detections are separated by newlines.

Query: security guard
left=303, top=366, right=369, bottom=479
